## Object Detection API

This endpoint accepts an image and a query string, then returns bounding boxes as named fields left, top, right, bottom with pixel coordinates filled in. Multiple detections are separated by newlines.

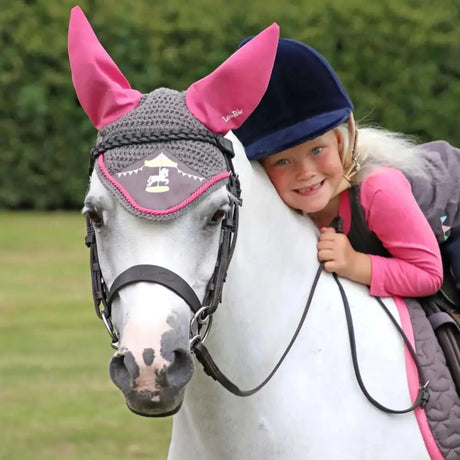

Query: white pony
left=69, top=7, right=453, bottom=459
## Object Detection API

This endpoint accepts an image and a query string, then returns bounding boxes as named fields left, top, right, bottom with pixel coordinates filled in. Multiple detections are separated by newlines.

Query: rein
left=333, top=273, right=430, bottom=413
left=85, top=137, right=429, bottom=414
left=194, top=217, right=430, bottom=413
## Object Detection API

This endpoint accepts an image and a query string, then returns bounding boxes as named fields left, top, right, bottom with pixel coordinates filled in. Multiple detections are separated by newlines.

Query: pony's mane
left=337, top=124, right=437, bottom=183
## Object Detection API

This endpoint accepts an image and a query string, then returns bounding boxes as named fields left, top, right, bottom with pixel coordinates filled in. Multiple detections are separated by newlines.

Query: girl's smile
left=295, top=179, right=325, bottom=195
left=260, top=130, right=344, bottom=220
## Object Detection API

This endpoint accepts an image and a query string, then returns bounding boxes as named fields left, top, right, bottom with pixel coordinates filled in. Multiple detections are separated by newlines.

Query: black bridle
left=85, top=132, right=240, bottom=350
left=85, top=133, right=429, bottom=414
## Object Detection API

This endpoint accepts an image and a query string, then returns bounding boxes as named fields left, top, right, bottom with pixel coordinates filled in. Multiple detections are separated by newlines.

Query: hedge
left=1, top=0, right=459, bottom=209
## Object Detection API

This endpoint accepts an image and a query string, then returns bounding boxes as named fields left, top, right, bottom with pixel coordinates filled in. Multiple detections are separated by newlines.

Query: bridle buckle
left=189, top=306, right=213, bottom=347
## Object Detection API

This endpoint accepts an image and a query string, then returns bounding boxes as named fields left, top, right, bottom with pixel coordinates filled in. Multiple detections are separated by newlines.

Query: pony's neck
left=193, top=135, right=321, bottom=378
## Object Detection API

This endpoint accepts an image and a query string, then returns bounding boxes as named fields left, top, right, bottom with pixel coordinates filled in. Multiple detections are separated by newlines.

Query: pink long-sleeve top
left=339, top=167, right=443, bottom=298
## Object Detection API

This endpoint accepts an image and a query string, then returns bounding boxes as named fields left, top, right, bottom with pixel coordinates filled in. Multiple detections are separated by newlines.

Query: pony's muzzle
left=109, top=346, right=194, bottom=416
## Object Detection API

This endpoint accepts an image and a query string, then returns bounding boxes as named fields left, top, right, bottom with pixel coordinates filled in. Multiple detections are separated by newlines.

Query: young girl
left=234, top=37, right=460, bottom=298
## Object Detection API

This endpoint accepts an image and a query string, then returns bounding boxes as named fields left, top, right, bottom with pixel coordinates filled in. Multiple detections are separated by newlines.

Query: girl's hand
left=317, top=227, right=372, bottom=285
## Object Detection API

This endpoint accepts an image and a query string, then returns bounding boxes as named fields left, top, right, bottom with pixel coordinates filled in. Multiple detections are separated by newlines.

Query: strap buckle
left=190, top=306, right=213, bottom=347
left=420, top=380, right=431, bottom=408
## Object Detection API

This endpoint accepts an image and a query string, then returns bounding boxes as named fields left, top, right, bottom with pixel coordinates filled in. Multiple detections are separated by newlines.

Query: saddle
left=347, top=185, right=460, bottom=397
left=423, top=255, right=460, bottom=395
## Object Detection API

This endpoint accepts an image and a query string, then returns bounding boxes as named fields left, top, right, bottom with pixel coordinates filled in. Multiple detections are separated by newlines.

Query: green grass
left=0, top=212, right=171, bottom=459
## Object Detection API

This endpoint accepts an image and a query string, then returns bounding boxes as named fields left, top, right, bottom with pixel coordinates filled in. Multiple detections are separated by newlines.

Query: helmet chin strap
left=333, top=113, right=359, bottom=197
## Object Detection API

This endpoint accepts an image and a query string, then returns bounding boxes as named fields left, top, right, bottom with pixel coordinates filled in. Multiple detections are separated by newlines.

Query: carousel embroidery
left=101, top=149, right=220, bottom=213
left=146, top=167, right=169, bottom=193
left=116, top=151, right=205, bottom=195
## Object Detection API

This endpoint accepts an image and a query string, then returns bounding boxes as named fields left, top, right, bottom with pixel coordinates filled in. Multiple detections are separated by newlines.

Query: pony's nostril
left=122, top=351, right=140, bottom=379
left=109, top=351, right=140, bottom=392
left=163, top=348, right=195, bottom=389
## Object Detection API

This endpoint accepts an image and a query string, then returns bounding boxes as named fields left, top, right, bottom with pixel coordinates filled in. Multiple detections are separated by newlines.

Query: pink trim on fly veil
left=98, top=155, right=230, bottom=216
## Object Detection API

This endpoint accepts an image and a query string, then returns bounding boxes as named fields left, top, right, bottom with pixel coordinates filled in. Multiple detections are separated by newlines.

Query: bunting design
left=116, top=153, right=205, bottom=185
left=97, top=148, right=229, bottom=215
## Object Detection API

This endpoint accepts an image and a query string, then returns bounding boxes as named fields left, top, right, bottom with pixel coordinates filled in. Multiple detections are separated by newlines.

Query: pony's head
left=69, top=6, right=278, bottom=416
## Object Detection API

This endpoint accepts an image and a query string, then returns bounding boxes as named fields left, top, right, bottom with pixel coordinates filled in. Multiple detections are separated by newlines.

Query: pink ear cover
left=68, top=6, right=142, bottom=130
left=186, top=23, right=279, bottom=134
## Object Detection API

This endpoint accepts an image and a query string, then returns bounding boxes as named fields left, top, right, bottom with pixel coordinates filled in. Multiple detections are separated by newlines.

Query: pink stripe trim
left=394, top=296, right=443, bottom=460
left=98, top=155, right=230, bottom=215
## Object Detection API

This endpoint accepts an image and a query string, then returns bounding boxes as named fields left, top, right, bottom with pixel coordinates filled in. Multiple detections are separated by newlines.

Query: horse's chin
left=127, top=401, right=183, bottom=418
left=123, top=389, right=185, bottom=417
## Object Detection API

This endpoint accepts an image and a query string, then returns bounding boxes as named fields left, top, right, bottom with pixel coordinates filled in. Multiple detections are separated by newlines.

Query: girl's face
left=260, top=130, right=344, bottom=215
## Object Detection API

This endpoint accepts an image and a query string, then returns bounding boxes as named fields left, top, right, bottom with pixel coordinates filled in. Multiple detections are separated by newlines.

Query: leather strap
left=194, top=260, right=429, bottom=411
left=108, top=264, right=202, bottom=313
left=333, top=273, right=430, bottom=413
left=194, top=216, right=430, bottom=411
left=428, top=311, right=460, bottom=331
left=193, top=262, right=324, bottom=397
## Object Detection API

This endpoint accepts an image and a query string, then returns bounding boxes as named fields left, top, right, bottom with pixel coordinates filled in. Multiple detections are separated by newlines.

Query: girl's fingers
left=317, top=248, right=335, bottom=261
left=317, top=236, right=338, bottom=250
left=318, top=230, right=339, bottom=244
left=317, top=242, right=332, bottom=252
left=323, top=261, right=335, bottom=273
left=319, top=226, right=336, bottom=234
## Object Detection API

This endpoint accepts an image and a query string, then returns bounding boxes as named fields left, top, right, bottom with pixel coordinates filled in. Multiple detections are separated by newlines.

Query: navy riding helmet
left=233, top=37, right=353, bottom=160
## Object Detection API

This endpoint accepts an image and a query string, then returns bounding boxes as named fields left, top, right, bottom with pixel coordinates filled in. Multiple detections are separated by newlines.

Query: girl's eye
left=275, top=158, right=290, bottom=166
left=311, top=147, right=323, bottom=155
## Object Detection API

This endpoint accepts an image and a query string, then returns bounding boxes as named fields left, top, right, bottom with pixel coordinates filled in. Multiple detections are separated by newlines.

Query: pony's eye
left=87, top=209, right=104, bottom=228
left=209, top=208, right=227, bottom=226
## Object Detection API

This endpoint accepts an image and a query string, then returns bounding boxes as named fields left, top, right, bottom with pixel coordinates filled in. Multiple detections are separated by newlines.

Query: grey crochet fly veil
left=68, top=6, right=280, bottom=218
left=93, top=90, right=229, bottom=220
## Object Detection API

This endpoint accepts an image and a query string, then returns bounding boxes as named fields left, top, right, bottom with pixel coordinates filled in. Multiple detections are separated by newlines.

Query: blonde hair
left=336, top=124, right=436, bottom=184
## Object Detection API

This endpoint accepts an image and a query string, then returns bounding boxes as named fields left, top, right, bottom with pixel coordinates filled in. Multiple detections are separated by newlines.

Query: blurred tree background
left=1, top=0, right=459, bottom=210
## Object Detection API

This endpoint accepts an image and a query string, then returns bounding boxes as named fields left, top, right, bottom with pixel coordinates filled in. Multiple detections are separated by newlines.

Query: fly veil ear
left=68, top=5, right=279, bottom=134
left=186, top=23, right=279, bottom=134
left=68, top=6, right=143, bottom=130
left=68, top=7, right=280, bottom=219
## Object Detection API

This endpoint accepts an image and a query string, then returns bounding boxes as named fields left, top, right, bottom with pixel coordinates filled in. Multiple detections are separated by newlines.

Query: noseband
left=85, top=133, right=430, bottom=415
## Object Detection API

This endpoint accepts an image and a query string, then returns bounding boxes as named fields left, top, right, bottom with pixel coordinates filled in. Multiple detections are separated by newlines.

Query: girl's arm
left=361, top=168, right=443, bottom=297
